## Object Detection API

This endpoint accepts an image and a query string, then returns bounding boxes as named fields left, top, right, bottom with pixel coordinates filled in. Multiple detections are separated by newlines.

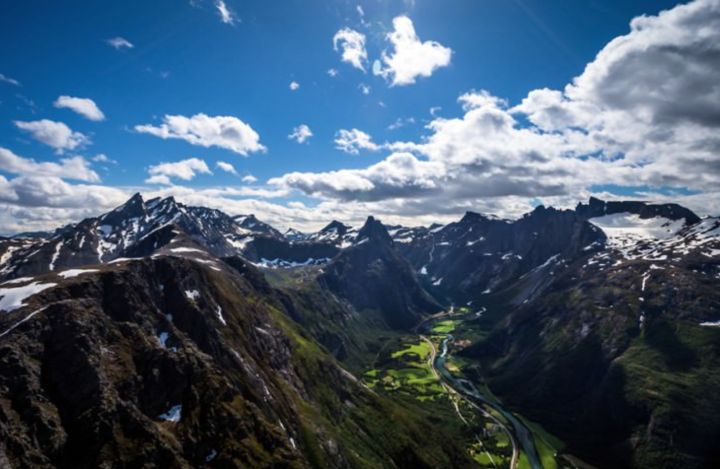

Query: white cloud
left=2, top=0, right=719, bottom=234
left=135, top=113, right=266, bottom=156
left=14, top=119, right=89, bottom=154
left=0, top=147, right=99, bottom=182
left=145, top=175, right=172, bottom=185
left=375, top=16, right=452, bottom=86
left=53, top=95, right=105, bottom=121
left=216, top=161, right=237, bottom=174
left=356, top=4, right=370, bottom=27
left=289, top=81, right=300, bottom=91
left=388, top=117, right=415, bottom=130
left=0, top=73, right=20, bottom=86
left=220, top=0, right=720, bottom=221
left=333, top=28, right=368, bottom=71
left=215, top=0, right=237, bottom=25
left=146, top=157, right=212, bottom=185
left=359, top=83, right=371, bottom=95
left=92, top=154, right=116, bottom=164
left=242, top=174, right=258, bottom=183
left=106, top=37, right=133, bottom=49
left=289, top=124, right=313, bottom=144
left=327, top=68, right=339, bottom=78
left=334, top=128, right=379, bottom=154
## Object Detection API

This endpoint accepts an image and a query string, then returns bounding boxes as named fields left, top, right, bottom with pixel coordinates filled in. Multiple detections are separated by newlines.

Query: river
left=429, top=324, right=544, bottom=469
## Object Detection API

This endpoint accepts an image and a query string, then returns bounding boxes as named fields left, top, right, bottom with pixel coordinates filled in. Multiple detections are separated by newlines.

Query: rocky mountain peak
left=459, top=211, right=488, bottom=224
left=576, top=197, right=700, bottom=224
left=100, top=192, right=147, bottom=226
left=233, top=214, right=282, bottom=238
left=356, top=216, right=392, bottom=244
left=320, top=220, right=350, bottom=236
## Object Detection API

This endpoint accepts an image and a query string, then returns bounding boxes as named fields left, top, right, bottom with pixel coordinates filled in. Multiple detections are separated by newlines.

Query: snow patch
left=157, top=331, right=169, bottom=348
left=254, top=257, right=330, bottom=269
left=169, top=247, right=206, bottom=254
left=157, top=405, right=182, bottom=422
left=589, top=213, right=686, bottom=259
left=0, top=282, right=56, bottom=312
left=700, top=320, right=720, bottom=327
left=216, top=306, right=226, bottom=325
left=58, top=268, right=99, bottom=279
left=0, top=306, right=48, bottom=338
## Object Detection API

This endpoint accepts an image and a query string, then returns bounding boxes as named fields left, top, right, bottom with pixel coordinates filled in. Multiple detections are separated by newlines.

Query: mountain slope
left=395, top=206, right=606, bottom=306
left=319, top=217, right=441, bottom=330
left=459, top=210, right=720, bottom=468
left=0, top=254, right=475, bottom=468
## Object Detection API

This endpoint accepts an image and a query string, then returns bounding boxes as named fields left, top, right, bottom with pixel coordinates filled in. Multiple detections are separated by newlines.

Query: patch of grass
left=432, top=319, right=459, bottom=334
left=517, top=452, right=531, bottom=469
left=391, top=340, right=432, bottom=361
left=363, top=338, right=445, bottom=402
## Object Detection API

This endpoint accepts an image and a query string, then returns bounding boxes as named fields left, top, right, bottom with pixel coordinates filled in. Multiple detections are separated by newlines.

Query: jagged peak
left=321, top=220, right=350, bottom=234
left=460, top=210, right=496, bottom=224
left=101, top=192, right=147, bottom=222
left=356, top=216, right=392, bottom=244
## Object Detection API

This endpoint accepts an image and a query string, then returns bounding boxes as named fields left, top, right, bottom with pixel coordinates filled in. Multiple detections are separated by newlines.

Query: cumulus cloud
left=106, top=37, right=133, bottom=49
left=0, top=148, right=126, bottom=233
left=0, top=73, right=20, bottom=86
left=0, top=147, right=99, bottom=182
left=289, top=81, right=300, bottom=91
left=14, top=119, right=89, bottom=154
left=145, top=157, right=212, bottom=185
left=334, top=128, right=379, bottom=154
left=215, top=0, right=236, bottom=24
left=267, top=0, right=720, bottom=220
left=242, top=174, right=258, bottom=183
left=54, top=95, right=105, bottom=121
left=216, top=161, right=237, bottom=174
left=358, top=83, right=371, bottom=95
left=270, top=152, right=443, bottom=201
left=511, top=0, right=720, bottom=192
left=374, top=16, right=451, bottom=86
left=327, top=68, right=339, bottom=78
left=333, top=28, right=368, bottom=71
left=135, top=113, right=265, bottom=155
left=289, top=124, right=313, bottom=144
left=3, top=0, right=720, bottom=234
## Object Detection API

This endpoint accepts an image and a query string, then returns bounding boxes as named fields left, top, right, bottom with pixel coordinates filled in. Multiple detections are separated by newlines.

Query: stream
left=430, top=325, right=543, bottom=469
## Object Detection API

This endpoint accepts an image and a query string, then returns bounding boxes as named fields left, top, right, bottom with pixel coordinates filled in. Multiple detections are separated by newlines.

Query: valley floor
left=361, top=306, right=586, bottom=469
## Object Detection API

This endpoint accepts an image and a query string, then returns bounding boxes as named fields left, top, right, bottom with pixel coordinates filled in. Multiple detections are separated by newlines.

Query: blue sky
left=0, top=0, right=717, bottom=233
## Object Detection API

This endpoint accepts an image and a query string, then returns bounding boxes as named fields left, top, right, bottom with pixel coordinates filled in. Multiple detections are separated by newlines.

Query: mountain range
left=0, top=193, right=719, bottom=468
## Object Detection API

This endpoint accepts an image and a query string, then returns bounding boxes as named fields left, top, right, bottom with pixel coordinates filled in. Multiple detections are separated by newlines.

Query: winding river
left=429, top=324, right=543, bottom=469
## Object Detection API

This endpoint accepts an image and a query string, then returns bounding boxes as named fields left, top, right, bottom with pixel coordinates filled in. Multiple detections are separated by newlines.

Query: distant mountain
left=1, top=193, right=719, bottom=468
left=319, top=216, right=441, bottom=329
left=394, top=205, right=606, bottom=305
left=233, top=213, right=284, bottom=238
left=576, top=196, right=702, bottom=224
left=283, top=227, right=308, bottom=242
left=0, top=194, right=343, bottom=281
left=307, top=220, right=358, bottom=248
